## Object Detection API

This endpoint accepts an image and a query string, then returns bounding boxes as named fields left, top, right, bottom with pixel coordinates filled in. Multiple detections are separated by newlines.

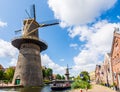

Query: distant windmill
left=65, top=64, right=72, bottom=80
left=12, top=4, right=59, bottom=87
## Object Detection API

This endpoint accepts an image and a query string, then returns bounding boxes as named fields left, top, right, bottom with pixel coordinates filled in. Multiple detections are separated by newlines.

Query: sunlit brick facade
left=103, top=53, right=113, bottom=85
left=111, top=30, right=120, bottom=89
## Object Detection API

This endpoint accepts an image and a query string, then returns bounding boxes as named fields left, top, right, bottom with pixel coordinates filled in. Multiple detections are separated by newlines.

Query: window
left=101, top=72, right=104, bottom=75
left=108, top=68, right=110, bottom=73
left=114, top=72, right=116, bottom=80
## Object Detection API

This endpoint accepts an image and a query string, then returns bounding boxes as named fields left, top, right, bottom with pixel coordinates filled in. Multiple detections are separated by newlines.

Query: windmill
left=15, top=4, right=59, bottom=38
left=11, top=4, right=59, bottom=86
left=65, top=64, right=72, bottom=80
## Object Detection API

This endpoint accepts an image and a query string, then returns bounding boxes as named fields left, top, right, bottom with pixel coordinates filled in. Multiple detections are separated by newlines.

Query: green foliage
left=113, top=82, right=117, bottom=86
left=4, top=67, right=15, bottom=82
left=42, top=67, right=53, bottom=80
left=61, top=75, right=65, bottom=80
left=100, top=82, right=105, bottom=86
left=46, top=68, right=53, bottom=77
left=0, top=70, right=4, bottom=80
left=80, top=71, right=90, bottom=82
left=43, top=79, right=51, bottom=84
left=3, top=80, right=9, bottom=84
left=72, top=79, right=91, bottom=89
left=75, top=76, right=81, bottom=80
left=42, top=68, right=46, bottom=78
left=72, top=71, right=91, bottom=89
left=56, top=74, right=61, bottom=80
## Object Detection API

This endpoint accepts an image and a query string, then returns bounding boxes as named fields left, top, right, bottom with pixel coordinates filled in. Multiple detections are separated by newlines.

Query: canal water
left=0, top=85, right=71, bottom=92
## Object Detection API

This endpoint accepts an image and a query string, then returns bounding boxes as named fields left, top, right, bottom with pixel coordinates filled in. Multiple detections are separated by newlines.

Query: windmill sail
left=39, top=19, right=59, bottom=27
left=30, top=4, right=36, bottom=20
left=15, top=29, right=22, bottom=35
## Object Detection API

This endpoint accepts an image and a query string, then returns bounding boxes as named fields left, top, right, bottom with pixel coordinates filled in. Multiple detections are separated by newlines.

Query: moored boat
left=51, top=80, right=71, bottom=91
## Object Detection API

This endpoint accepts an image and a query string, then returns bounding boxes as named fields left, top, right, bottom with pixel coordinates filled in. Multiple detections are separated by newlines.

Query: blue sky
left=0, top=0, right=120, bottom=76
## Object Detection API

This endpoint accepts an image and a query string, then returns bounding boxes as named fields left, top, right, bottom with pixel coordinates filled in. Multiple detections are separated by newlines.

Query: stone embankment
left=0, top=83, right=23, bottom=88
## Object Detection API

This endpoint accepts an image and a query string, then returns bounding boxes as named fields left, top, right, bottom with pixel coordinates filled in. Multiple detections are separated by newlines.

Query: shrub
left=71, top=79, right=92, bottom=89
left=43, top=79, right=51, bottom=84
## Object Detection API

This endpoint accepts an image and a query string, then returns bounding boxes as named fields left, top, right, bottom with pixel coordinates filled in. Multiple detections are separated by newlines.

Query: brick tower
left=12, top=19, right=47, bottom=86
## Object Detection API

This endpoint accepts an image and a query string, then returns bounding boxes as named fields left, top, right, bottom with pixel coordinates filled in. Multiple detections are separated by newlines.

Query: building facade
left=111, top=30, right=120, bottom=89
left=103, top=53, right=113, bottom=86
left=89, top=71, right=95, bottom=82
left=95, top=65, right=101, bottom=84
left=95, top=53, right=113, bottom=86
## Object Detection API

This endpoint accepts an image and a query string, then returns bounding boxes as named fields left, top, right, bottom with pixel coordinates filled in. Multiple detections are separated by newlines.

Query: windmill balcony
left=11, top=36, right=48, bottom=52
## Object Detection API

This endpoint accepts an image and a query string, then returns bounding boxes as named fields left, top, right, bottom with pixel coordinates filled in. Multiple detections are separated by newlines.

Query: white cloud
left=48, top=0, right=117, bottom=26
left=70, top=20, right=120, bottom=73
left=117, top=15, right=120, bottom=19
left=68, top=25, right=93, bottom=41
left=0, top=39, right=18, bottom=67
left=0, top=39, right=17, bottom=58
left=41, top=54, right=65, bottom=74
left=70, top=43, right=78, bottom=49
left=0, top=21, right=7, bottom=27
left=10, top=58, right=17, bottom=66
left=48, top=0, right=117, bottom=74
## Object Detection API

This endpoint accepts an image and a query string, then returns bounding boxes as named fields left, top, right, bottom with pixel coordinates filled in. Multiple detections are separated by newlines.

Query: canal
left=0, top=85, right=71, bottom=92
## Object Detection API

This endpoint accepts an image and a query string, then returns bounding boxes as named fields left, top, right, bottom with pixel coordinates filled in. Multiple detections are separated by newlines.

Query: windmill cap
left=23, top=18, right=39, bottom=26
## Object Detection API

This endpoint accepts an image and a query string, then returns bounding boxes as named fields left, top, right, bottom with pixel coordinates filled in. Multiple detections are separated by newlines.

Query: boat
left=51, top=65, right=72, bottom=91
left=51, top=80, right=71, bottom=91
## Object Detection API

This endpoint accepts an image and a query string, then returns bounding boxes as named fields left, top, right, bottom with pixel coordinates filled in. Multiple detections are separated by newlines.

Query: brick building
left=111, top=30, right=120, bottom=89
left=95, top=65, right=102, bottom=84
left=103, top=53, right=113, bottom=86
left=95, top=53, right=113, bottom=86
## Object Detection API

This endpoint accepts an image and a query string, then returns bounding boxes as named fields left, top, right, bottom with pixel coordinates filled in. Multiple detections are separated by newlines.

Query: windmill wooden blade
left=25, top=9, right=31, bottom=19
left=30, top=4, right=36, bottom=20
left=39, top=22, right=59, bottom=27
left=15, top=29, right=22, bottom=35
left=39, top=19, right=59, bottom=28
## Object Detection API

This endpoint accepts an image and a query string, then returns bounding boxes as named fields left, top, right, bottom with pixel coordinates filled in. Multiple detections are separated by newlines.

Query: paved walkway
left=87, top=84, right=116, bottom=92
left=70, top=84, right=117, bottom=92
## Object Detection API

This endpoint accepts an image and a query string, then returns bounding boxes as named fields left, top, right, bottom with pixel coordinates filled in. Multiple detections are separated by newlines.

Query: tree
left=80, top=71, right=90, bottom=82
left=0, top=70, right=4, bottom=80
left=47, top=68, right=53, bottom=80
left=4, top=67, right=15, bottom=82
left=42, top=67, right=53, bottom=80
left=56, top=74, right=61, bottom=80
left=61, top=75, right=65, bottom=80
left=72, top=79, right=91, bottom=89
left=71, top=71, right=91, bottom=89
left=42, top=68, right=46, bottom=79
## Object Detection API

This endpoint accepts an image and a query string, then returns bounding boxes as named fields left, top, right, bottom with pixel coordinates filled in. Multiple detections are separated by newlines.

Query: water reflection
left=0, top=85, right=70, bottom=92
